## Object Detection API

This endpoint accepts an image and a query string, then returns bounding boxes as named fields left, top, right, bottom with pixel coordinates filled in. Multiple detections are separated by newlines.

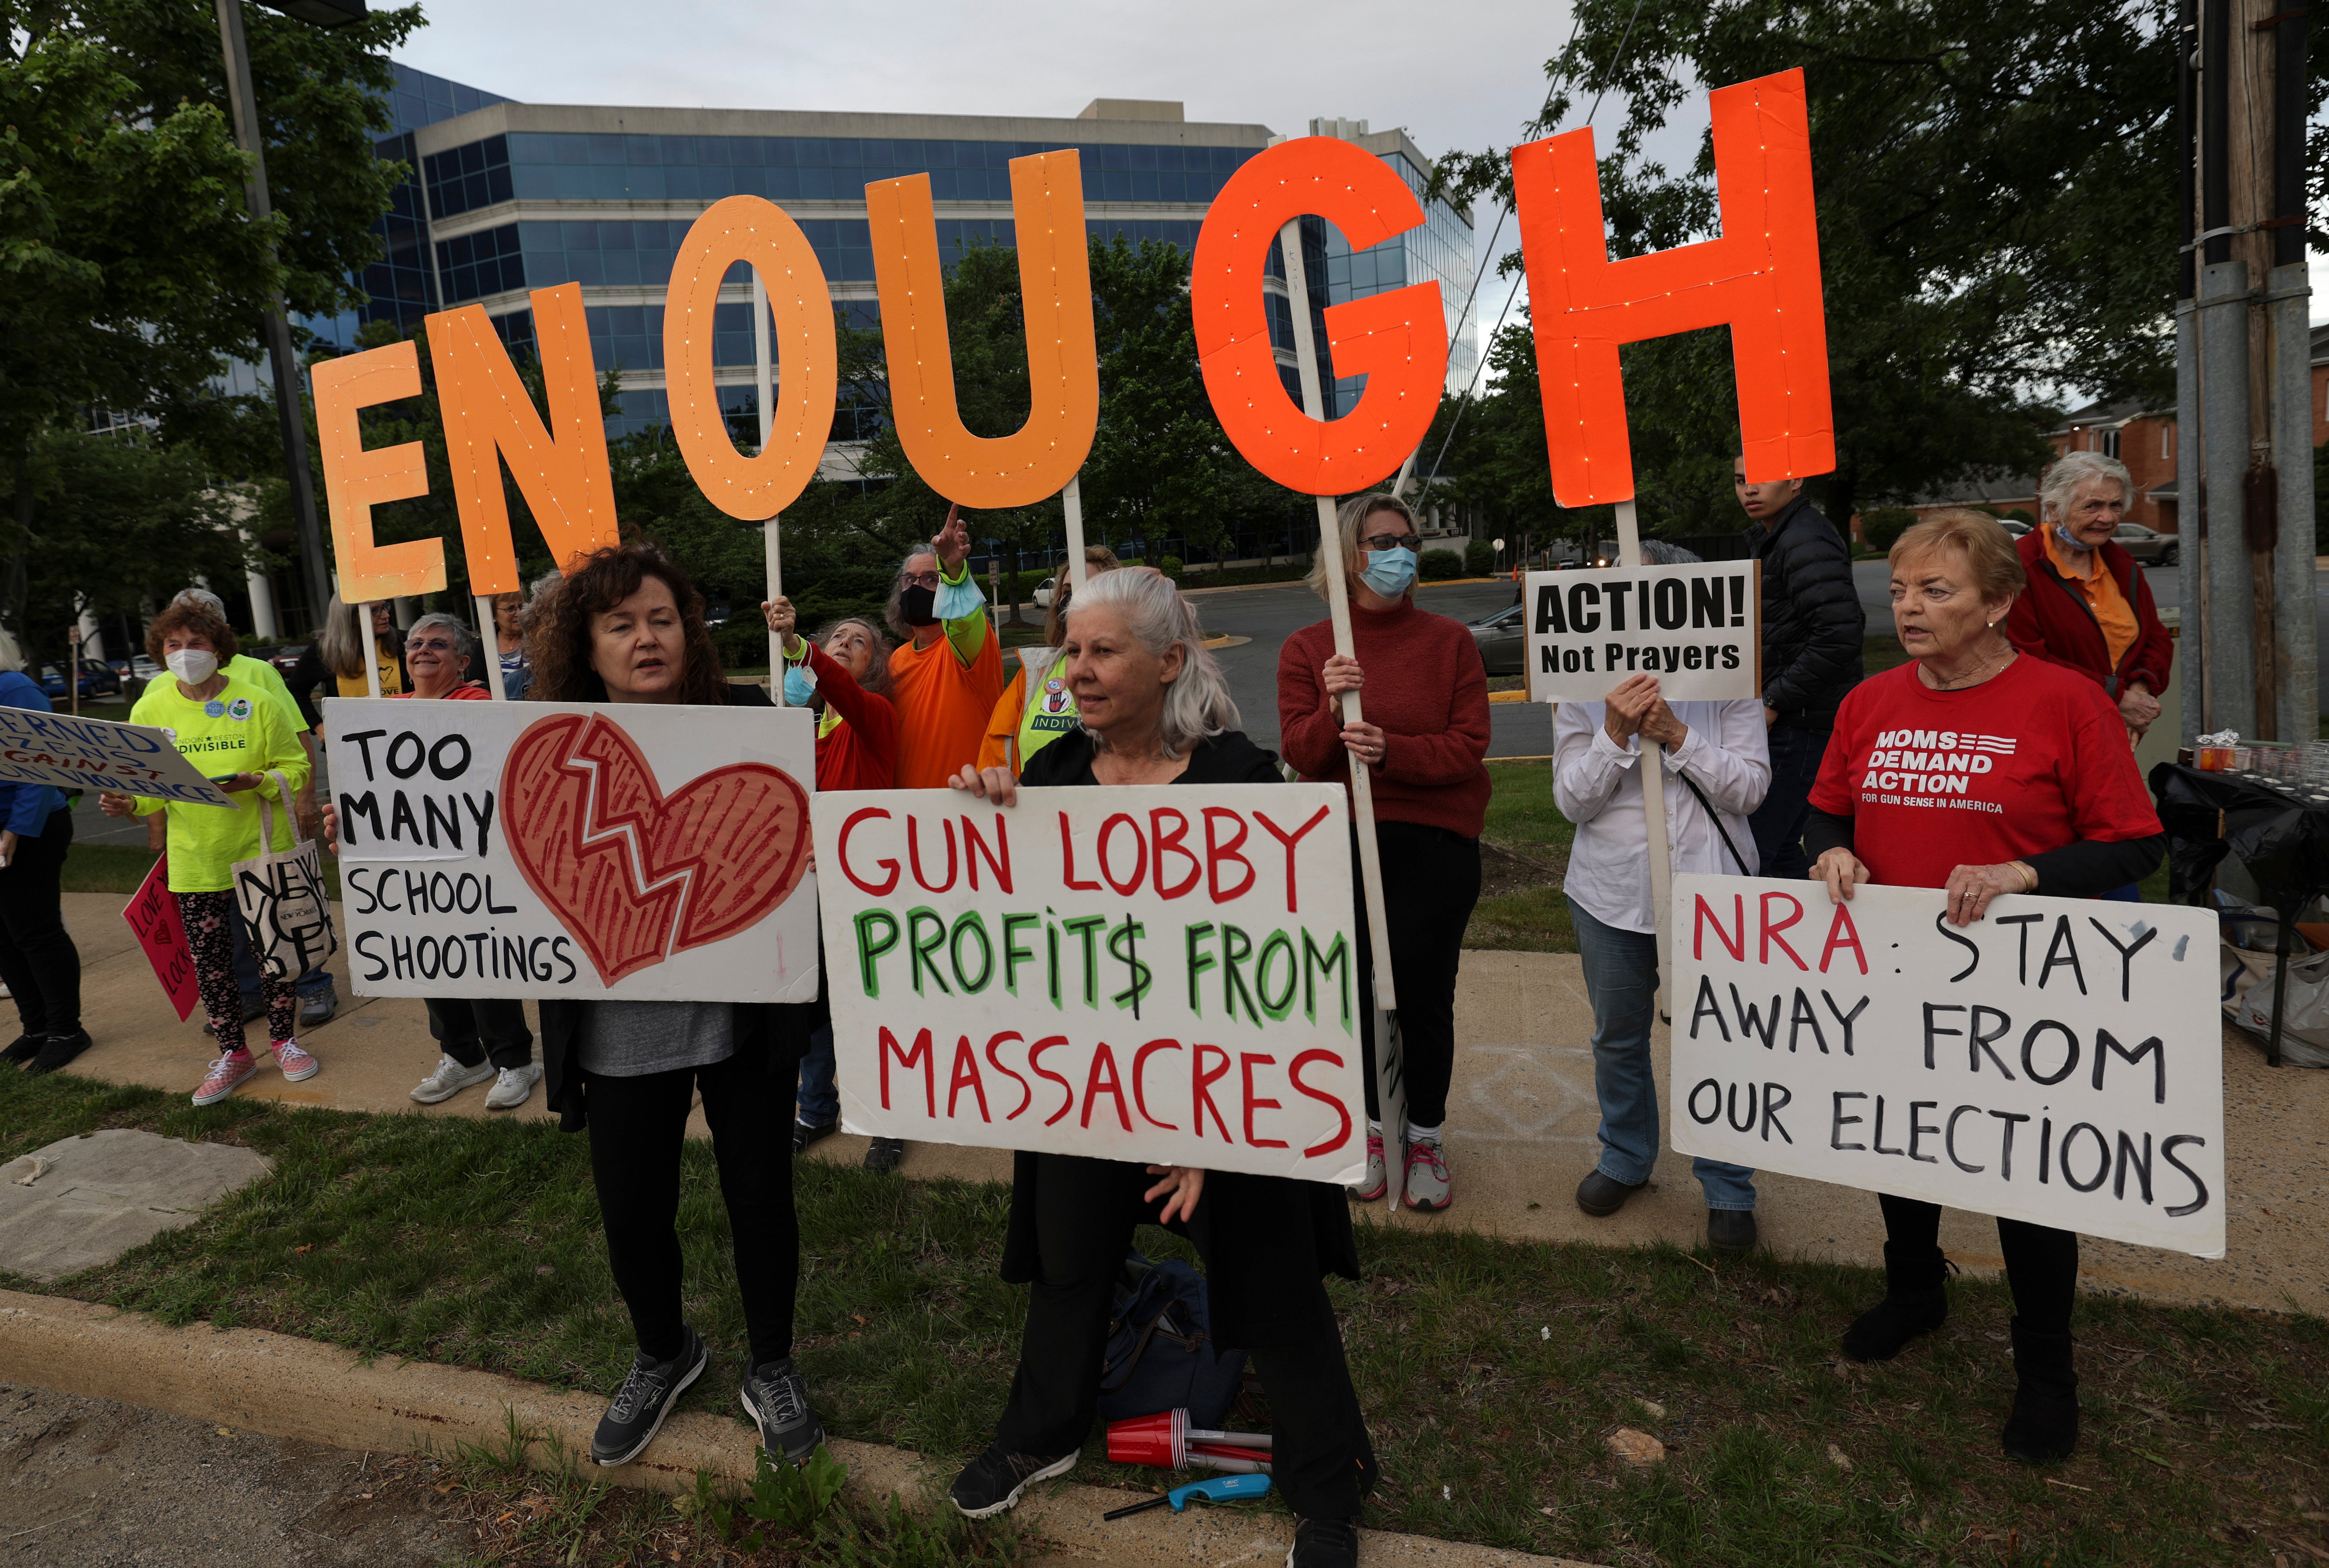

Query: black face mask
left=899, top=584, right=939, bottom=627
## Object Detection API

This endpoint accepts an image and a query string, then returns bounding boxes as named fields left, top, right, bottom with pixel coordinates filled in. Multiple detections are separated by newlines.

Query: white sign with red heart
left=324, top=697, right=820, bottom=1002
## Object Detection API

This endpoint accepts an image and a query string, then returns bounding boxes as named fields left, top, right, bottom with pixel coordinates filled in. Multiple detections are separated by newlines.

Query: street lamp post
left=212, top=0, right=370, bottom=634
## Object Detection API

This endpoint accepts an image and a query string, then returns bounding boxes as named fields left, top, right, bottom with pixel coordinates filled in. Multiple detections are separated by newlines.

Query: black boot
left=2000, top=1317, right=2078, bottom=1463
left=1839, top=1240, right=1951, bottom=1362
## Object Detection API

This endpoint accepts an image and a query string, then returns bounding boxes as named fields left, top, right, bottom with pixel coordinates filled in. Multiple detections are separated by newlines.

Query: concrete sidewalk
left=56, top=893, right=2329, bottom=1315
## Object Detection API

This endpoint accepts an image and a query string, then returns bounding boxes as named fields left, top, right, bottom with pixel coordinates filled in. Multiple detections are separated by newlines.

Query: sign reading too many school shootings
left=1524, top=562, right=1761, bottom=703
left=1670, top=875, right=2225, bottom=1258
left=814, top=785, right=1371, bottom=1186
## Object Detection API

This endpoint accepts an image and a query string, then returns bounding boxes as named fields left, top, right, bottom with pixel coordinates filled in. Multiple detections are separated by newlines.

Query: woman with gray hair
left=1276, top=492, right=1491, bottom=1212
left=287, top=593, right=407, bottom=722
left=2004, top=449, right=2173, bottom=746
left=943, top=568, right=1377, bottom=1559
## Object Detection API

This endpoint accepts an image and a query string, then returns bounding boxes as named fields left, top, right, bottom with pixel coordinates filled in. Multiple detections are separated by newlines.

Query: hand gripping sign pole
left=1612, top=499, right=1676, bottom=998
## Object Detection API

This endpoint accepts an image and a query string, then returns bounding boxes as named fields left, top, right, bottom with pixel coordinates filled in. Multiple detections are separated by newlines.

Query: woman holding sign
left=1277, top=493, right=1491, bottom=1212
left=99, top=599, right=317, bottom=1105
left=949, top=569, right=1375, bottom=1567
left=1805, top=510, right=2165, bottom=1464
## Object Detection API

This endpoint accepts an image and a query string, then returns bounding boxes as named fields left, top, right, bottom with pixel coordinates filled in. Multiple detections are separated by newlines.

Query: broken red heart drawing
left=500, top=711, right=812, bottom=985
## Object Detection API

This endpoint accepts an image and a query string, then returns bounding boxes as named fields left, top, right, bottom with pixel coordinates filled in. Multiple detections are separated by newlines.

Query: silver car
left=2112, top=523, right=2179, bottom=566
left=1469, top=601, right=1525, bottom=675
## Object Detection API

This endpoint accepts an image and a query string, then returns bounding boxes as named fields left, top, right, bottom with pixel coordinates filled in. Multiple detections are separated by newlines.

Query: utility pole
left=2180, top=0, right=2314, bottom=746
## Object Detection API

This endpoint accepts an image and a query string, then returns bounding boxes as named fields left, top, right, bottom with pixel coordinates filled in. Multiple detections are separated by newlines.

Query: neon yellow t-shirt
left=227, top=654, right=308, bottom=734
left=127, top=675, right=310, bottom=892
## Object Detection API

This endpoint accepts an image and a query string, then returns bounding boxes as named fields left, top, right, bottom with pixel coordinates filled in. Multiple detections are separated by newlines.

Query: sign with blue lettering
left=1523, top=563, right=1760, bottom=703
left=1669, top=874, right=2225, bottom=1257
left=0, top=705, right=236, bottom=806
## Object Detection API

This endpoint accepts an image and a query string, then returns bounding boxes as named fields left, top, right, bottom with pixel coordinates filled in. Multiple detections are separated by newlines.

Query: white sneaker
left=411, top=1054, right=494, bottom=1104
left=485, top=1062, right=543, bottom=1111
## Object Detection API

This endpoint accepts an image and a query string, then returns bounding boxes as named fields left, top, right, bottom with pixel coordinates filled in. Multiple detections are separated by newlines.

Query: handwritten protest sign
left=325, top=697, right=819, bottom=1002
left=1670, top=874, right=2225, bottom=1257
left=0, top=706, right=236, bottom=807
left=1523, top=564, right=1760, bottom=703
left=124, top=856, right=199, bottom=1021
left=813, top=785, right=1370, bottom=1185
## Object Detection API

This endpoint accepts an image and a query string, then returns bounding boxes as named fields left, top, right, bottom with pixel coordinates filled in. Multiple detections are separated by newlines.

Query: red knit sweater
left=1275, top=599, right=1492, bottom=838
left=804, top=641, right=900, bottom=791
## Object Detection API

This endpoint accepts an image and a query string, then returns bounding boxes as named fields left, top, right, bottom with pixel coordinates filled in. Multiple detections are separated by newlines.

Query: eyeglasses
left=899, top=571, right=940, bottom=589
left=1357, top=532, right=1413, bottom=552
left=407, top=637, right=459, bottom=653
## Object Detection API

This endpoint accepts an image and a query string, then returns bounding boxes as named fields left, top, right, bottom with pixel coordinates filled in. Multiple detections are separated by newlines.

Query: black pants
left=1879, top=1192, right=2079, bottom=1335
left=0, top=808, right=78, bottom=1037
left=584, top=1051, right=799, bottom=1369
left=992, top=1155, right=1374, bottom=1521
left=1354, top=822, right=1480, bottom=1128
left=1748, top=724, right=1829, bottom=882
left=426, top=996, right=534, bottom=1070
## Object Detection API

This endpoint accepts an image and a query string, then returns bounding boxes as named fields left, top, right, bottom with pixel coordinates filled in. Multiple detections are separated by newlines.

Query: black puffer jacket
left=1749, top=493, right=1864, bottom=730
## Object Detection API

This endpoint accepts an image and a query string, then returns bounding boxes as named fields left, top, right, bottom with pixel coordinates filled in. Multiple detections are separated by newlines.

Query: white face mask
left=166, top=649, right=218, bottom=685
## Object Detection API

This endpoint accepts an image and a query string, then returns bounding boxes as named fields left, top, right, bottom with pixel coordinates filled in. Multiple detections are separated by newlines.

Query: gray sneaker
left=298, top=985, right=338, bottom=1029
left=1402, top=1140, right=1451, bottom=1212
left=411, top=1054, right=494, bottom=1104
left=484, top=1062, right=542, bottom=1110
left=593, top=1327, right=708, bottom=1467
left=739, top=1356, right=825, bottom=1462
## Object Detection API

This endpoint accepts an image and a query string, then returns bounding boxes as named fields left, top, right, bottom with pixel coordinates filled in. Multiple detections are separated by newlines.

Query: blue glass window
left=435, top=223, right=525, bottom=304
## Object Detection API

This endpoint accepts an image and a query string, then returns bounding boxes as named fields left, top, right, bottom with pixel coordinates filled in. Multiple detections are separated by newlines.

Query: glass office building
left=356, top=80, right=1475, bottom=457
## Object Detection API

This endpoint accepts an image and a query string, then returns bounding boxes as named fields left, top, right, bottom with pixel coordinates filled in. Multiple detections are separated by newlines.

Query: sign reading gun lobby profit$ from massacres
left=814, top=785, right=1371, bottom=1185
left=1669, top=874, right=2225, bottom=1258
left=325, top=697, right=821, bottom=1003
left=1523, top=563, right=1760, bottom=703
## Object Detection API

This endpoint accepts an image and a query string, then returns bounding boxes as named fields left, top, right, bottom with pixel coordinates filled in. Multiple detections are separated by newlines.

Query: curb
left=0, top=1288, right=1596, bottom=1568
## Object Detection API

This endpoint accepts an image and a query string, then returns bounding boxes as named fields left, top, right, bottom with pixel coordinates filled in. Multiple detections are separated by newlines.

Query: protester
left=1735, top=456, right=1863, bottom=880
left=1553, top=541, right=1771, bottom=1250
left=390, top=613, right=539, bottom=1111
left=976, top=545, right=1121, bottom=775
left=1276, top=493, right=1490, bottom=1212
left=288, top=593, right=407, bottom=716
left=0, top=631, right=85, bottom=1075
left=760, top=598, right=899, bottom=1153
left=526, top=542, right=823, bottom=1469
left=1805, top=509, right=2164, bottom=1464
left=490, top=589, right=530, bottom=699
left=946, top=569, right=1375, bottom=1564
left=99, top=600, right=317, bottom=1106
left=2005, top=451, right=2173, bottom=742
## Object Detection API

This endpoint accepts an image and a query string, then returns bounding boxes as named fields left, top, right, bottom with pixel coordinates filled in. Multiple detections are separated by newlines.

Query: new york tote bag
left=231, top=770, right=339, bottom=981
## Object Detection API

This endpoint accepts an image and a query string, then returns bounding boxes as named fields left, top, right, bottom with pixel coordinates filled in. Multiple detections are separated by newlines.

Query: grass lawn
left=63, top=840, right=341, bottom=903
left=7, top=1069, right=2324, bottom=1567
left=1470, top=759, right=1577, bottom=954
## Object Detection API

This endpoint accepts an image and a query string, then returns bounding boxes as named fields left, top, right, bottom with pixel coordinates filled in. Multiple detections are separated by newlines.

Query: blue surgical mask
left=782, top=664, right=818, bottom=706
left=1360, top=545, right=1418, bottom=599
left=2053, top=522, right=2091, bottom=555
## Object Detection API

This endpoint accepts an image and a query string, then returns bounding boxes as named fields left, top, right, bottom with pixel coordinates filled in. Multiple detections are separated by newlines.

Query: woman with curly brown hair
left=524, top=542, right=827, bottom=1473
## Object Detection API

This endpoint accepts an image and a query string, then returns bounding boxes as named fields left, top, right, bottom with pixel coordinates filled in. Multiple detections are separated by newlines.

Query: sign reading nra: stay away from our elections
left=813, top=785, right=1369, bottom=1185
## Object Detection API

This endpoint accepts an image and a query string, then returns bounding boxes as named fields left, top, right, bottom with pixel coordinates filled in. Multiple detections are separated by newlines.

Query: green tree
left=1439, top=0, right=2151, bottom=527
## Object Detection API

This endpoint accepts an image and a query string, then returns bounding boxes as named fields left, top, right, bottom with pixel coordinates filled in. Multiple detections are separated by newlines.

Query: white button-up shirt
left=1554, top=699, right=1772, bottom=934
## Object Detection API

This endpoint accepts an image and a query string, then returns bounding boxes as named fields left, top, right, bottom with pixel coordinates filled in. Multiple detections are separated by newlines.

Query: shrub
left=1466, top=538, right=1496, bottom=575
left=1419, top=548, right=1466, bottom=581
left=1861, top=508, right=1918, bottom=551
left=1159, top=555, right=1184, bottom=579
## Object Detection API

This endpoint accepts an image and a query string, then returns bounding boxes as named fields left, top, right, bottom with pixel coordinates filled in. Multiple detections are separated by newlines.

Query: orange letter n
left=1512, top=67, right=1832, bottom=507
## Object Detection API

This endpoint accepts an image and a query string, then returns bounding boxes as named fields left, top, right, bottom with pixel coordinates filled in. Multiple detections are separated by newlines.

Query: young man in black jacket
left=1737, top=457, right=1864, bottom=879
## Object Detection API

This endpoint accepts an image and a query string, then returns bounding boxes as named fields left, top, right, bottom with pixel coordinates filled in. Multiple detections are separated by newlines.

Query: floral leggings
left=178, top=891, right=296, bottom=1056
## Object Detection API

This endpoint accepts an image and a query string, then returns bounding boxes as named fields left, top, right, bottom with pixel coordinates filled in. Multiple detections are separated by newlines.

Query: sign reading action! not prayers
left=1670, top=874, right=2225, bottom=1257
left=1523, top=563, right=1760, bottom=703
left=814, top=785, right=1370, bottom=1186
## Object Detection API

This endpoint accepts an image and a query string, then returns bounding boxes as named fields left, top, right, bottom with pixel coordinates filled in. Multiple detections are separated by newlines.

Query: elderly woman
left=100, top=599, right=317, bottom=1105
left=1557, top=541, right=1771, bottom=1253
left=1276, top=493, right=1490, bottom=1212
left=760, top=599, right=900, bottom=1153
left=2005, top=451, right=2173, bottom=741
left=1805, top=510, right=2165, bottom=1464
left=489, top=590, right=528, bottom=699
left=947, top=569, right=1374, bottom=1567
left=976, top=545, right=1121, bottom=776
left=391, top=613, right=538, bottom=1112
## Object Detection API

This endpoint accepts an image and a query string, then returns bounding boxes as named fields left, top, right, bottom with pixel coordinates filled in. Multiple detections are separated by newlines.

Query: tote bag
left=231, top=771, right=339, bottom=981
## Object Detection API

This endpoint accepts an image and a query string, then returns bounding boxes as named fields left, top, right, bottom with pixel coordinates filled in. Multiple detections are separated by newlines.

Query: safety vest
left=1012, top=647, right=1079, bottom=771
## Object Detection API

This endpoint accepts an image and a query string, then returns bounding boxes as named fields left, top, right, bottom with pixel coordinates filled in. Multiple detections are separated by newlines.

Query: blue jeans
left=1569, top=897, right=1757, bottom=1211
left=1747, top=723, right=1830, bottom=882
left=231, top=907, right=335, bottom=1004
left=796, top=1024, right=839, bottom=1126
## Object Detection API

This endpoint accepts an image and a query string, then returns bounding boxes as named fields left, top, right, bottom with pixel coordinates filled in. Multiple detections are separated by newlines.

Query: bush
left=1861, top=507, right=1917, bottom=551
left=1419, top=548, right=1466, bottom=581
left=1466, top=538, right=1496, bottom=575
left=1159, top=555, right=1184, bottom=579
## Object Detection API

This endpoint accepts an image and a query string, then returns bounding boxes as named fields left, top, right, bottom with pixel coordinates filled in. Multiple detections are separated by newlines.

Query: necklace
left=1922, top=643, right=2014, bottom=692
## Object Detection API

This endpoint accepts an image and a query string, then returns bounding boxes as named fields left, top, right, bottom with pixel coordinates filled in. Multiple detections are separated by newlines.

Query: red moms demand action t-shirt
left=1808, top=655, right=2161, bottom=890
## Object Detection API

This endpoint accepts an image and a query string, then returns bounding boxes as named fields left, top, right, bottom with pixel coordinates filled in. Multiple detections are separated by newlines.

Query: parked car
left=2112, top=522, right=2179, bottom=566
left=1469, top=601, right=1526, bottom=676
left=1996, top=517, right=2032, bottom=538
left=40, top=659, right=123, bottom=700
left=130, top=654, right=161, bottom=681
left=1032, top=576, right=1059, bottom=609
left=267, top=644, right=309, bottom=677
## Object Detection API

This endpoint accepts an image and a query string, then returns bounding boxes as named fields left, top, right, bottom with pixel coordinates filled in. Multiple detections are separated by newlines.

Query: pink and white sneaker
left=1350, top=1133, right=1388, bottom=1202
left=1404, top=1139, right=1452, bottom=1212
left=193, top=1050, right=262, bottom=1106
left=270, top=1037, right=320, bottom=1083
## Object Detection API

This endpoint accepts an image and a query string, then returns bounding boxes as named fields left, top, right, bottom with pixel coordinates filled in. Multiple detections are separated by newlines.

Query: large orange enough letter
left=312, top=342, right=442, bottom=603
left=867, top=151, right=1097, bottom=508
left=664, top=196, right=838, bottom=519
left=425, top=284, right=619, bottom=589
left=1512, top=67, right=1832, bottom=506
left=1191, top=137, right=1446, bottom=495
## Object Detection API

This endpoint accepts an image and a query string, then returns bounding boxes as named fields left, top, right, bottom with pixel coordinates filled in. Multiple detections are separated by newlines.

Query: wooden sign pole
left=753, top=269, right=786, bottom=700
left=1613, top=500, right=1674, bottom=1009
left=1062, top=472, right=1089, bottom=590
left=473, top=594, right=506, bottom=700
left=360, top=600, right=382, bottom=698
